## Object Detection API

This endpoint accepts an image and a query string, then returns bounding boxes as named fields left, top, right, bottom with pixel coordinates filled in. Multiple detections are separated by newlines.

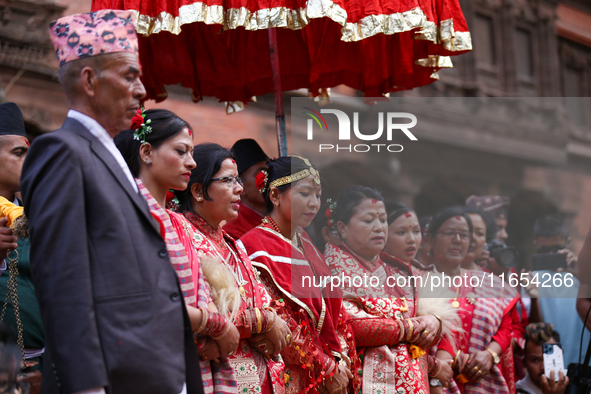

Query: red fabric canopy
left=91, top=0, right=472, bottom=105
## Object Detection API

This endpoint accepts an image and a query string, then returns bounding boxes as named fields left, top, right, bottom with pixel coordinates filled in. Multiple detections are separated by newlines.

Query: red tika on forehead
left=371, top=199, right=378, bottom=204
left=231, top=159, right=236, bottom=164
left=187, top=129, right=192, bottom=137
left=455, top=216, right=462, bottom=220
left=404, top=212, right=412, bottom=218
left=25, top=139, right=30, bottom=147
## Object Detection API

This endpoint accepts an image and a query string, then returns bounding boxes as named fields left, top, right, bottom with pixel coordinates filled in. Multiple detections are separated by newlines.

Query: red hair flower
left=166, top=190, right=180, bottom=212
left=255, top=170, right=268, bottom=194
left=130, top=107, right=153, bottom=143
left=130, top=113, right=144, bottom=131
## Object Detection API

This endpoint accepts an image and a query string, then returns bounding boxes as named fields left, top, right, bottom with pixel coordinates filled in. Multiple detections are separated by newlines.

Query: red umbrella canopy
left=91, top=0, right=472, bottom=105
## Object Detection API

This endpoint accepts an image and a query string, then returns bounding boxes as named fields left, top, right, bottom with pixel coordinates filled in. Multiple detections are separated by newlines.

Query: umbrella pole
left=268, top=27, right=288, bottom=157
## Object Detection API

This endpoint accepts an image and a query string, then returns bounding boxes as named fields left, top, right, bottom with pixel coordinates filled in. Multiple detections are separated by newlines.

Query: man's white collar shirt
left=67, top=110, right=137, bottom=192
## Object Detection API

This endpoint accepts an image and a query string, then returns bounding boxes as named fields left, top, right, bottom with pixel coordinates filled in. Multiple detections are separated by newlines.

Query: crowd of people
left=1, top=8, right=590, bottom=394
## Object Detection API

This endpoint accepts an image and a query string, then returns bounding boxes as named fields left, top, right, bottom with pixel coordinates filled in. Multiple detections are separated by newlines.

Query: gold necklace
left=450, top=270, right=476, bottom=308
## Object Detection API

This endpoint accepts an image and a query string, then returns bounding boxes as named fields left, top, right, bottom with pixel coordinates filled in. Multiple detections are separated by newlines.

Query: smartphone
left=532, top=253, right=567, bottom=272
left=543, top=343, right=565, bottom=382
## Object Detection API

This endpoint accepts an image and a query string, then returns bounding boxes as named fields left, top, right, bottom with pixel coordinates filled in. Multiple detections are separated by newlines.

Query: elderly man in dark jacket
left=20, top=10, right=203, bottom=394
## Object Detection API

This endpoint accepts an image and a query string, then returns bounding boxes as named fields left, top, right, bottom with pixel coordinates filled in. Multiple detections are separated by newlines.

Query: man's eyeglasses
left=211, top=175, right=243, bottom=187
left=439, top=228, right=470, bottom=240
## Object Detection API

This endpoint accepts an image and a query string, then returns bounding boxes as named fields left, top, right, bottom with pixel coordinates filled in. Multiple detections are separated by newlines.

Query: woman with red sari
left=325, top=186, right=444, bottom=394
left=382, top=201, right=456, bottom=389
left=175, top=143, right=290, bottom=394
left=239, top=156, right=355, bottom=394
left=460, top=208, right=497, bottom=273
left=424, top=206, right=519, bottom=394
left=115, top=109, right=239, bottom=394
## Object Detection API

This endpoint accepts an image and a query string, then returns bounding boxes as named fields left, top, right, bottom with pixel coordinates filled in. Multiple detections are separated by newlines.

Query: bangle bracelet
left=255, top=308, right=263, bottom=334
left=196, top=307, right=208, bottom=334
left=452, top=349, right=461, bottom=369
left=266, top=309, right=277, bottom=332
left=432, top=314, right=443, bottom=337
left=433, top=357, right=442, bottom=377
left=212, top=321, right=231, bottom=340
left=397, top=319, right=406, bottom=343
left=406, top=318, right=414, bottom=342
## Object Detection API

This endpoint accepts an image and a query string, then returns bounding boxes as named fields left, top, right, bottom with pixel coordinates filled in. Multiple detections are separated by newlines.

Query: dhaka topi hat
left=49, top=9, right=139, bottom=67
left=0, top=102, right=26, bottom=138
left=231, top=139, right=270, bottom=174
left=466, top=195, right=510, bottom=220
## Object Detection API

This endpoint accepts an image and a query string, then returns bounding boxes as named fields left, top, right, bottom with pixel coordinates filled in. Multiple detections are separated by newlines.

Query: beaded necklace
left=263, top=215, right=282, bottom=234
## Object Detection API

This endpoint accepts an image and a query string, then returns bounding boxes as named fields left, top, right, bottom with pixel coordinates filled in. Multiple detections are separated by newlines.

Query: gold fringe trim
left=415, top=18, right=472, bottom=52
left=340, top=7, right=427, bottom=42
left=415, top=55, right=453, bottom=68
left=225, top=100, right=248, bottom=114
left=131, top=1, right=471, bottom=52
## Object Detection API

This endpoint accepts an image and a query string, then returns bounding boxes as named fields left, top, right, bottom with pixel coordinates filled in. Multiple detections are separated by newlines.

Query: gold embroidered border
left=415, top=55, right=453, bottom=68
left=340, top=7, right=427, bottom=42
left=415, top=19, right=473, bottom=52
left=251, top=261, right=319, bottom=329
left=130, top=1, right=471, bottom=53
left=252, top=226, right=327, bottom=334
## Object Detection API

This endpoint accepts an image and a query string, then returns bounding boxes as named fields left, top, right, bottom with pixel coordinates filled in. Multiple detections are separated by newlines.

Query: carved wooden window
left=473, top=14, right=497, bottom=67
left=514, top=28, right=534, bottom=79
left=564, top=66, right=587, bottom=128
left=560, top=38, right=591, bottom=131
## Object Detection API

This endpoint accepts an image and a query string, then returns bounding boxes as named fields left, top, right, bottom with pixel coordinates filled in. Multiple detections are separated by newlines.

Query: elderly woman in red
left=174, top=143, right=291, bottom=394
left=325, top=186, right=444, bottom=394
left=239, top=156, right=355, bottom=394
left=424, top=206, right=519, bottom=394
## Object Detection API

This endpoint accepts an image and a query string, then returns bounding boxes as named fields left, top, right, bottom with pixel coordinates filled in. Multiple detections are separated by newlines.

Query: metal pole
left=268, top=27, right=288, bottom=157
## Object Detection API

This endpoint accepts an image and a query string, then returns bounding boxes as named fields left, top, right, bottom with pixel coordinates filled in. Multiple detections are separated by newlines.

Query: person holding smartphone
left=517, top=323, right=569, bottom=394
left=524, top=214, right=589, bottom=368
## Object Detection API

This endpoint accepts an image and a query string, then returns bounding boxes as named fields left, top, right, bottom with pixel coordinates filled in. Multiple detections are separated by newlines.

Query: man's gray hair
left=58, top=56, right=108, bottom=101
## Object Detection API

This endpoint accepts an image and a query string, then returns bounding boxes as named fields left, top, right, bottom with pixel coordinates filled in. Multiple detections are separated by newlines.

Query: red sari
left=182, top=211, right=285, bottom=394
left=223, top=202, right=264, bottom=240
left=239, top=224, right=358, bottom=394
left=436, top=270, right=519, bottom=394
left=325, top=243, right=430, bottom=394
left=136, top=180, right=236, bottom=394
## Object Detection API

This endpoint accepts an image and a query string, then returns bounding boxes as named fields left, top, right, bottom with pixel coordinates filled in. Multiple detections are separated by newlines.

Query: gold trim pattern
left=415, top=19, right=473, bottom=52
left=316, top=295, right=326, bottom=335
left=130, top=1, right=471, bottom=52
left=252, top=225, right=328, bottom=334
left=251, top=261, right=319, bottom=329
left=340, top=7, right=427, bottom=42
left=415, top=55, right=453, bottom=68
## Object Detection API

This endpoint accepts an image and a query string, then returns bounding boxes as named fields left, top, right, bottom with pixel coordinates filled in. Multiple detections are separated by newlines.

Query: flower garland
left=130, top=107, right=153, bottom=143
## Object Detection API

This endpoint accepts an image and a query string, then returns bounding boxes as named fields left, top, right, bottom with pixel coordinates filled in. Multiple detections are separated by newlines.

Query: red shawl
left=240, top=224, right=355, bottom=393
left=223, top=202, right=264, bottom=240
